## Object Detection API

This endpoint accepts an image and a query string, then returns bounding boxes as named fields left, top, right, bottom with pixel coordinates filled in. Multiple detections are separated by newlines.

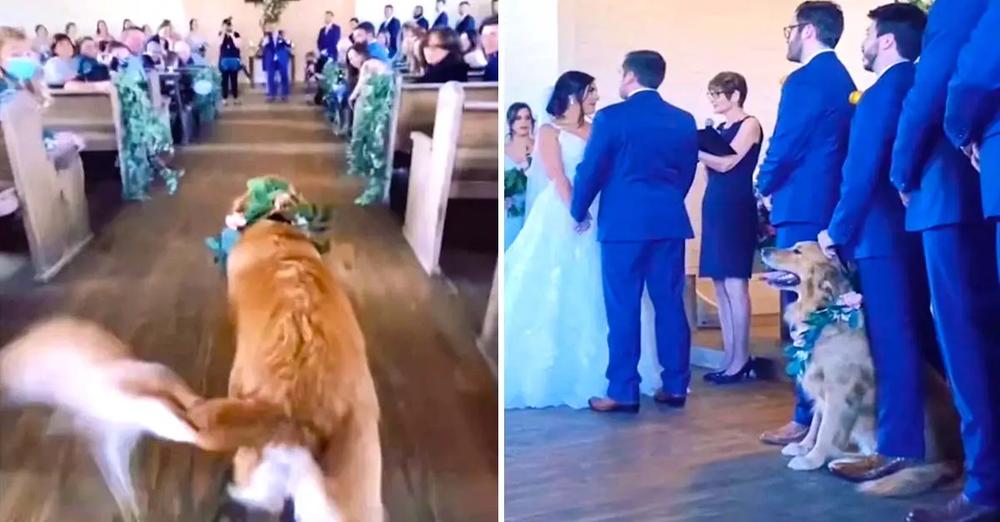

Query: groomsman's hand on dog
left=817, top=230, right=836, bottom=260
left=963, top=142, right=981, bottom=173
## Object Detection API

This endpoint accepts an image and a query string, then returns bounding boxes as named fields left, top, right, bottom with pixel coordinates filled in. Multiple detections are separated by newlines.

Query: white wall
left=500, top=0, right=559, bottom=127
left=353, top=0, right=493, bottom=30
left=0, top=0, right=186, bottom=38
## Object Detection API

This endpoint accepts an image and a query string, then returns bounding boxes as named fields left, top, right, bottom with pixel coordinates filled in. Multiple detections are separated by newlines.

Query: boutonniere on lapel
left=849, top=90, right=864, bottom=105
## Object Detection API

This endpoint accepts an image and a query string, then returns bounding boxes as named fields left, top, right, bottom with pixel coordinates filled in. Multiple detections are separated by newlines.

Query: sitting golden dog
left=761, top=242, right=962, bottom=496
left=189, top=179, right=384, bottom=521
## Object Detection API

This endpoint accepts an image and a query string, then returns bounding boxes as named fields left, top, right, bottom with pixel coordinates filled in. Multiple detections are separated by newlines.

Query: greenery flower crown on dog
left=204, top=177, right=331, bottom=271
left=784, top=291, right=864, bottom=378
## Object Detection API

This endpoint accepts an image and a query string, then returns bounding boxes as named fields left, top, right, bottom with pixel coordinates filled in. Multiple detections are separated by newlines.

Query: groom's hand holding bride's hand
left=574, top=213, right=592, bottom=234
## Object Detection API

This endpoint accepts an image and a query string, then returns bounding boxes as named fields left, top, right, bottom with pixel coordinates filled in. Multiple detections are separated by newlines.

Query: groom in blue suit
left=818, top=2, right=939, bottom=485
left=571, top=50, right=699, bottom=413
left=756, top=1, right=855, bottom=446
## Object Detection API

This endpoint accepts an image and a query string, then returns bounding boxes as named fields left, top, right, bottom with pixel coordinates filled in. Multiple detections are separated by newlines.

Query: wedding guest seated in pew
left=172, top=41, right=206, bottom=67
left=32, top=25, right=50, bottom=60
left=416, top=27, right=468, bottom=83
left=43, top=33, right=78, bottom=88
left=460, top=30, right=487, bottom=69
left=62, top=37, right=112, bottom=92
left=95, top=20, right=114, bottom=52
left=480, top=16, right=498, bottom=82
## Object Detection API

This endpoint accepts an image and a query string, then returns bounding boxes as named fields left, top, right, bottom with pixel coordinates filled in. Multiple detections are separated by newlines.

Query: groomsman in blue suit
left=432, top=0, right=450, bottom=29
left=316, top=11, right=341, bottom=64
left=413, top=5, right=430, bottom=31
left=889, top=1, right=1000, bottom=520
left=262, top=24, right=293, bottom=102
left=816, top=2, right=939, bottom=484
left=379, top=4, right=402, bottom=58
left=756, top=1, right=856, bottom=447
left=455, top=1, right=477, bottom=35
left=571, top=51, right=699, bottom=413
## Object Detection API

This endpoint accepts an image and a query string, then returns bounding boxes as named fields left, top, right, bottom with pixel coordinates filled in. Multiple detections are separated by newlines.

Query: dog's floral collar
left=785, top=292, right=864, bottom=378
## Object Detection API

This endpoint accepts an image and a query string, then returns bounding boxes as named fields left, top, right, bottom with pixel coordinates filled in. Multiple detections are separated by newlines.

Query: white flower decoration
left=225, top=212, right=247, bottom=230
left=838, top=291, right=863, bottom=309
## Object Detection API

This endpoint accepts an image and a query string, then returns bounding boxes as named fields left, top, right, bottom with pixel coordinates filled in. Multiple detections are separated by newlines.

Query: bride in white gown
left=504, top=71, right=662, bottom=409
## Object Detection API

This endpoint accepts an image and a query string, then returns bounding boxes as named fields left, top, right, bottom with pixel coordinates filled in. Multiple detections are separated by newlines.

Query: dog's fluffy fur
left=0, top=317, right=204, bottom=521
left=188, top=179, right=383, bottom=521
left=762, top=242, right=963, bottom=496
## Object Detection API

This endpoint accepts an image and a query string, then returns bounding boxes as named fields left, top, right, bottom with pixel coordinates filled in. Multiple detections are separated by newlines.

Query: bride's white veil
left=524, top=85, right=555, bottom=215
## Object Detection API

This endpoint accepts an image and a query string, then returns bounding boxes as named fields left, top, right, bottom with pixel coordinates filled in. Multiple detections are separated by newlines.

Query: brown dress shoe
left=907, top=495, right=1000, bottom=522
left=588, top=396, right=639, bottom=413
left=652, top=389, right=686, bottom=408
left=828, top=454, right=920, bottom=483
left=759, top=421, right=808, bottom=446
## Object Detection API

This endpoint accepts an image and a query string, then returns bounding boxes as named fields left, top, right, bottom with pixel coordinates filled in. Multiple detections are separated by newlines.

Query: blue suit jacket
left=262, top=33, right=292, bottom=69
left=456, top=15, right=476, bottom=35
left=828, top=62, right=915, bottom=260
left=757, top=51, right=855, bottom=227
left=945, top=0, right=1000, bottom=218
left=484, top=53, right=498, bottom=82
left=316, top=24, right=341, bottom=61
left=432, top=12, right=449, bottom=29
left=415, top=16, right=430, bottom=30
left=571, top=90, right=698, bottom=242
left=890, top=0, right=986, bottom=231
left=379, top=18, right=401, bottom=56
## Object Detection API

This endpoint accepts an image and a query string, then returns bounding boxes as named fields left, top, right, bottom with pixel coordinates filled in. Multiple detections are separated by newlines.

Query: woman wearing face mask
left=504, top=102, right=536, bottom=250
left=416, top=27, right=468, bottom=83
left=44, top=33, right=79, bottom=88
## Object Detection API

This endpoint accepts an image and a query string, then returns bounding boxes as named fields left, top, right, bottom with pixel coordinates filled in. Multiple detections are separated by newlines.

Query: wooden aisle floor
left=505, top=369, right=954, bottom=522
left=0, top=90, right=498, bottom=522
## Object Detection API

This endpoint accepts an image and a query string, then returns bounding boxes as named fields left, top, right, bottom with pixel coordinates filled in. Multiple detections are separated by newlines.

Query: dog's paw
left=787, top=453, right=825, bottom=471
left=781, top=442, right=809, bottom=457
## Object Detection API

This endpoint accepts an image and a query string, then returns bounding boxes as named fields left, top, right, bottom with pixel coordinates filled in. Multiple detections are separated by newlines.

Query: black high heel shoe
left=703, top=369, right=726, bottom=382
left=709, top=358, right=756, bottom=385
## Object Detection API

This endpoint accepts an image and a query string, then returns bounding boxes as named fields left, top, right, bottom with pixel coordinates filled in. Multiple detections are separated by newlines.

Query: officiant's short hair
left=794, top=1, right=844, bottom=48
left=868, top=3, right=927, bottom=61
left=709, top=72, right=748, bottom=107
left=623, top=50, right=666, bottom=89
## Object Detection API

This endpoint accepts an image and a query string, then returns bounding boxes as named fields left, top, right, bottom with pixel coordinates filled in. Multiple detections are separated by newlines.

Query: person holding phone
left=218, top=17, right=242, bottom=106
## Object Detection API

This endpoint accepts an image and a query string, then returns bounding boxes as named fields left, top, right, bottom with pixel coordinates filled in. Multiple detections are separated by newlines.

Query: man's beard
left=786, top=36, right=802, bottom=63
left=862, top=46, right=877, bottom=72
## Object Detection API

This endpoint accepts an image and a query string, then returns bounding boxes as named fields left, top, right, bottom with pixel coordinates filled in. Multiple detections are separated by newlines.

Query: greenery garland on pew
left=347, top=73, right=396, bottom=206
left=320, top=61, right=347, bottom=126
left=191, top=67, right=222, bottom=123
left=114, top=73, right=182, bottom=200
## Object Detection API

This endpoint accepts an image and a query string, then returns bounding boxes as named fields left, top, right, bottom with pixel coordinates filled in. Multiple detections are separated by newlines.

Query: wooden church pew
left=403, top=82, right=499, bottom=275
left=0, top=91, right=92, bottom=282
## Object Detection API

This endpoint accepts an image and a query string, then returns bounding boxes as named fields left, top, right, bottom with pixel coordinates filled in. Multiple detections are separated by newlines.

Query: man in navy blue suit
left=889, top=1, right=1000, bottom=520
left=432, top=0, right=450, bottom=29
left=816, top=2, right=939, bottom=484
left=455, top=1, right=476, bottom=35
left=379, top=4, right=402, bottom=57
left=570, top=51, right=698, bottom=413
left=756, top=1, right=856, bottom=447
left=413, top=5, right=430, bottom=31
left=316, top=11, right=341, bottom=64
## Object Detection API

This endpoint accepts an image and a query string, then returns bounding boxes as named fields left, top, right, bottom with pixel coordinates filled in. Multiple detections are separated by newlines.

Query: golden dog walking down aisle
left=190, top=177, right=384, bottom=522
left=761, top=242, right=963, bottom=497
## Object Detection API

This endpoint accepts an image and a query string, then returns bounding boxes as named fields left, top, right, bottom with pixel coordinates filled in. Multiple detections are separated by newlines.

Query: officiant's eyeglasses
left=783, top=23, right=805, bottom=40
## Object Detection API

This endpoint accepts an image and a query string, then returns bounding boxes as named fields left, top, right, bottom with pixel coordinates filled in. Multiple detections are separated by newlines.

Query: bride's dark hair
left=546, top=71, right=594, bottom=125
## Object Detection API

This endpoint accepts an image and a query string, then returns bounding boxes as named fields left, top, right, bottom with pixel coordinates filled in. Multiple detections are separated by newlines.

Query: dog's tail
left=187, top=398, right=340, bottom=521
left=857, top=461, right=962, bottom=497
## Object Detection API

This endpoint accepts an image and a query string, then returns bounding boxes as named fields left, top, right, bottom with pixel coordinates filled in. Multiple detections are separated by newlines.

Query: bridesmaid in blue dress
left=503, top=102, right=535, bottom=250
left=697, top=72, right=763, bottom=384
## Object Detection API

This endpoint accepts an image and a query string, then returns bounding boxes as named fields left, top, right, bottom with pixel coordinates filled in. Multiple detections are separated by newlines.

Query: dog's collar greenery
left=204, top=177, right=332, bottom=272
left=785, top=292, right=864, bottom=379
